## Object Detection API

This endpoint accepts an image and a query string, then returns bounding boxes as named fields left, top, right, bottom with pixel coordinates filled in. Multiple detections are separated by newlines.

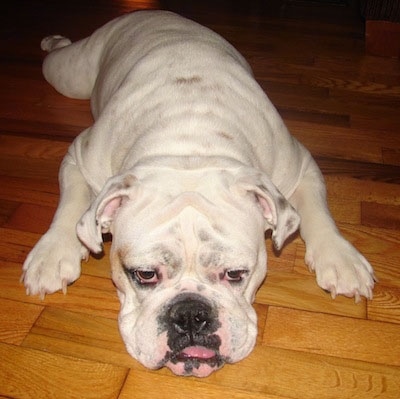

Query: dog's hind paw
left=41, top=35, right=72, bottom=52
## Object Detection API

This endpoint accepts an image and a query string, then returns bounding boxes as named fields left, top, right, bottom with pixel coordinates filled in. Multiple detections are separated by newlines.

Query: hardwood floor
left=1, top=0, right=400, bottom=397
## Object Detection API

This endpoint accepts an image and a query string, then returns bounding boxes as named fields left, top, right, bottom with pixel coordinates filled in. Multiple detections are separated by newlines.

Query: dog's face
left=77, top=166, right=299, bottom=377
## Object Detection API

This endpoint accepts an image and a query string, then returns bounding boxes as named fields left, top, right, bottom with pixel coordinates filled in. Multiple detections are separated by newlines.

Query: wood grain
left=361, top=201, right=400, bottom=230
left=0, top=343, right=127, bottom=399
left=1, top=0, right=399, bottom=398
left=0, top=298, right=43, bottom=345
left=263, top=306, right=400, bottom=366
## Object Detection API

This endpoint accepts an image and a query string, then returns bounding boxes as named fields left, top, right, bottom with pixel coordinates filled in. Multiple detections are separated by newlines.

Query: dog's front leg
left=22, top=150, right=92, bottom=299
left=289, top=158, right=375, bottom=302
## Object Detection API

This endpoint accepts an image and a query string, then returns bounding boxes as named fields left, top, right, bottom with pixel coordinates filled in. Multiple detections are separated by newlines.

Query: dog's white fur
left=22, top=11, right=375, bottom=377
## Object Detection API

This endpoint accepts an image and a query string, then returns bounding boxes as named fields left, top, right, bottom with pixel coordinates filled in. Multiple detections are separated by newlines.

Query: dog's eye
left=225, top=269, right=247, bottom=283
left=134, top=270, right=159, bottom=285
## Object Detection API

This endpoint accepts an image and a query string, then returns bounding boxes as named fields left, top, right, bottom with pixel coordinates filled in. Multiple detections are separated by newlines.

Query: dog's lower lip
left=177, top=346, right=217, bottom=360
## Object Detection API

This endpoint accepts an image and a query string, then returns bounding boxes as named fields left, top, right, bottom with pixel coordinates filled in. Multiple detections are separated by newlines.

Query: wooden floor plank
left=0, top=199, right=19, bottom=226
left=0, top=298, right=43, bottom=345
left=4, top=203, right=54, bottom=234
left=0, top=154, right=61, bottom=181
left=119, top=369, right=290, bottom=399
left=324, top=176, right=400, bottom=225
left=151, top=346, right=400, bottom=399
left=0, top=228, right=40, bottom=264
left=22, top=306, right=132, bottom=361
left=368, top=285, right=400, bottom=324
left=0, top=76, right=93, bottom=131
left=361, top=201, right=400, bottom=231
left=0, top=342, right=127, bottom=399
left=263, top=306, right=400, bottom=366
left=0, top=176, right=59, bottom=207
left=288, top=121, right=400, bottom=164
left=382, top=148, right=400, bottom=166
left=0, top=135, right=68, bottom=161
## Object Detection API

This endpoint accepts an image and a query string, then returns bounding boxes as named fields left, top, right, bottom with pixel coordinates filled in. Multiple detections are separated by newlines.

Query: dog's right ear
left=76, top=173, right=138, bottom=253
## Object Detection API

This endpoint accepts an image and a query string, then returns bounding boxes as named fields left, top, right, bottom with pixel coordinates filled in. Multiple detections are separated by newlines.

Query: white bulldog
left=22, top=10, right=375, bottom=377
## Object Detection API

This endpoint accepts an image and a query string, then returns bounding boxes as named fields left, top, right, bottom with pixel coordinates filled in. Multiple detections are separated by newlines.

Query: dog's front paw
left=22, top=229, right=88, bottom=299
left=306, top=234, right=376, bottom=302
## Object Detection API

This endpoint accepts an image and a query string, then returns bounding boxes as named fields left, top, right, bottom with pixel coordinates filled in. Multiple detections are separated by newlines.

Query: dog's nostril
left=173, top=322, right=186, bottom=334
left=196, top=319, right=208, bottom=333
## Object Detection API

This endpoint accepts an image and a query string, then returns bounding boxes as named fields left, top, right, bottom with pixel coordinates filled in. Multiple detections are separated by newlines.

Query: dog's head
left=77, top=166, right=299, bottom=377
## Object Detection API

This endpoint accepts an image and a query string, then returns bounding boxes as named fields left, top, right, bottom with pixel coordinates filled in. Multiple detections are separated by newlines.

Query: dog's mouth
left=176, top=345, right=217, bottom=361
left=157, top=293, right=226, bottom=376
left=162, top=345, right=226, bottom=377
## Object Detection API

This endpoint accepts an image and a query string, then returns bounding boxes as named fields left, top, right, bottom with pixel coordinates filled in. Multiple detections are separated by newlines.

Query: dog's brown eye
left=225, top=270, right=247, bottom=282
left=137, top=270, right=155, bottom=280
left=134, top=270, right=159, bottom=285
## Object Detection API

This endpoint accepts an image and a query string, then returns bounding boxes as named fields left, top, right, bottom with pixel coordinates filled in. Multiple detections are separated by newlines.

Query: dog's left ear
left=235, top=168, right=300, bottom=250
left=76, top=173, right=138, bottom=253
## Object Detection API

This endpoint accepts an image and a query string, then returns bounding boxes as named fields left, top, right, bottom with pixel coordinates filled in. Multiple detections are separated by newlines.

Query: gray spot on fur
left=122, top=174, right=136, bottom=188
left=216, top=131, right=233, bottom=141
left=285, top=217, right=297, bottom=232
left=199, top=250, right=223, bottom=268
left=175, top=76, right=202, bottom=85
left=198, top=230, right=210, bottom=242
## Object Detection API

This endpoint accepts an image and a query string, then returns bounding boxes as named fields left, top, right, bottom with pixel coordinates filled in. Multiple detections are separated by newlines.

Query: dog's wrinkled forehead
left=118, top=241, right=182, bottom=273
left=117, top=222, right=237, bottom=272
left=108, top=183, right=269, bottom=304
left=114, top=206, right=258, bottom=291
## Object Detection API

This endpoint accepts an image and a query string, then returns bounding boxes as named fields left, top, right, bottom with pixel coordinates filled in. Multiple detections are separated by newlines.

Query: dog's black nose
left=158, top=294, right=222, bottom=357
left=169, top=298, right=213, bottom=336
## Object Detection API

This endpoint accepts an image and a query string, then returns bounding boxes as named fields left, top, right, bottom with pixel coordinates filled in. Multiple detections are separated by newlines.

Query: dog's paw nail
left=354, top=290, right=361, bottom=304
left=330, top=286, right=337, bottom=300
left=62, top=279, right=68, bottom=295
left=39, top=290, right=46, bottom=301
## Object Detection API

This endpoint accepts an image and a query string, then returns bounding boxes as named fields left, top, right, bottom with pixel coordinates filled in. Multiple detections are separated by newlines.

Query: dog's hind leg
left=41, top=34, right=102, bottom=100
left=289, top=158, right=376, bottom=302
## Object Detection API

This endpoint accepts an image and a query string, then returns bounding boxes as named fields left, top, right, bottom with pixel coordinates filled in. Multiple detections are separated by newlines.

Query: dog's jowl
left=22, top=10, right=375, bottom=377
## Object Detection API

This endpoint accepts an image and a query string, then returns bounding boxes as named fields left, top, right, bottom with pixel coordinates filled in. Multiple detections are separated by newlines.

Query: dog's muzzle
left=158, top=294, right=226, bottom=376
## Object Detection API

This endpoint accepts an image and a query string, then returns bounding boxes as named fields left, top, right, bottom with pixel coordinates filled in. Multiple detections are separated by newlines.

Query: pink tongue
left=181, top=346, right=216, bottom=359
